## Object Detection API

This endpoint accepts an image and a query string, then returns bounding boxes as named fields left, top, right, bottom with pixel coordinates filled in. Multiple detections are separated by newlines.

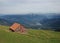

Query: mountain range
left=0, top=13, right=60, bottom=31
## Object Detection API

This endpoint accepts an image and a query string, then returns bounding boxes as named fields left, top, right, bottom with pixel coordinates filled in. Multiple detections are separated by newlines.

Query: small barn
left=10, top=23, right=26, bottom=33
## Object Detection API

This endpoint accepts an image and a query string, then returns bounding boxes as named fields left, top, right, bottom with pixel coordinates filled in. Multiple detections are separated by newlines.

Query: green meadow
left=0, top=25, right=60, bottom=43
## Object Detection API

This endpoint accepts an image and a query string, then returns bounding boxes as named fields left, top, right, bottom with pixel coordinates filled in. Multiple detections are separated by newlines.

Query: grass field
left=0, top=25, right=60, bottom=43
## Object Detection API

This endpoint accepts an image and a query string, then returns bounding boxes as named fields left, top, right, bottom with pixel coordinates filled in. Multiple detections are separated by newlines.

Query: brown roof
left=10, top=23, right=20, bottom=31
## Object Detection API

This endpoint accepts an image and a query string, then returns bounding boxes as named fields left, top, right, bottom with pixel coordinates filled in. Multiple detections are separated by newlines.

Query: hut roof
left=10, top=23, right=20, bottom=31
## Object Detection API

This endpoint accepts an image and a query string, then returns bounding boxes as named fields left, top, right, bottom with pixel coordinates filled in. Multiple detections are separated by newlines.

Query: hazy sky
left=0, top=0, right=60, bottom=14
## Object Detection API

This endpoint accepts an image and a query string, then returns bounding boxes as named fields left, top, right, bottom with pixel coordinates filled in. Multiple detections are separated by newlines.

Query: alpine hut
left=10, top=23, right=26, bottom=33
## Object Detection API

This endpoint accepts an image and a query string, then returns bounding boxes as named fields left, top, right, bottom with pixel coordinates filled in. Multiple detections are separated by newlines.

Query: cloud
left=0, top=0, right=60, bottom=14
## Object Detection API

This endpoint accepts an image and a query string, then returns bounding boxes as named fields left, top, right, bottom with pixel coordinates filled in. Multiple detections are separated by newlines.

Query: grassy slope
left=0, top=25, right=60, bottom=43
